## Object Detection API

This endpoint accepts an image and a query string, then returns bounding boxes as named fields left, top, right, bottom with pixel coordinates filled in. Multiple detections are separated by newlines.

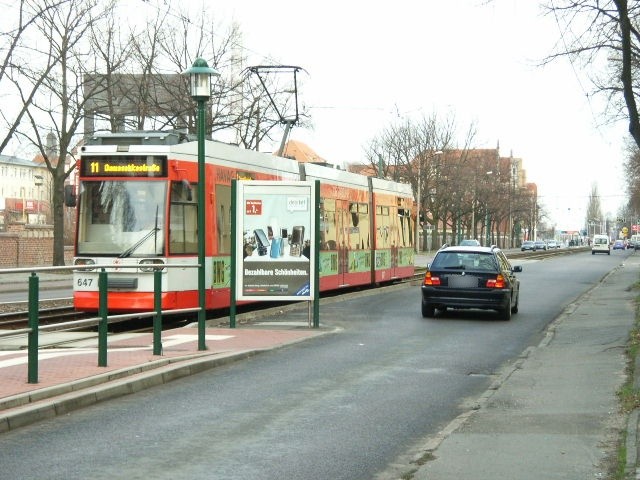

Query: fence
left=0, top=263, right=200, bottom=384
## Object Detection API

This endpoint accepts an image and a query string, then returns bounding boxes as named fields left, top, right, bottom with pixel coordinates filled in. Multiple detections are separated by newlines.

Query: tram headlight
left=139, top=259, right=166, bottom=272
left=74, top=258, right=95, bottom=272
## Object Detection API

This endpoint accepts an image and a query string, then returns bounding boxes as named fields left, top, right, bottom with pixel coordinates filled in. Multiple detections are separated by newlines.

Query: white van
left=592, top=234, right=610, bottom=255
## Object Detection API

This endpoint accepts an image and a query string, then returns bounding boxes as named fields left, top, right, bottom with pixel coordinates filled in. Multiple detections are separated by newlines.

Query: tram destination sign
left=81, top=155, right=167, bottom=177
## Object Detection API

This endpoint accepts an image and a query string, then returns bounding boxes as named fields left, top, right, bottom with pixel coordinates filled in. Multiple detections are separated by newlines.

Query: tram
left=71, top=131, right=415, bottom=312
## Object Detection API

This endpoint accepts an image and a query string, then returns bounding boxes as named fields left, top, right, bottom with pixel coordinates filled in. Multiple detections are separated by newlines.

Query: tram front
left=72, top=150, right=174, bottom=312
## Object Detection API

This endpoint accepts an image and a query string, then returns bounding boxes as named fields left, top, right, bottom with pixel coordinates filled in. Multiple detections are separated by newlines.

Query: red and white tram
left=72, top=131, right=415, bottom=312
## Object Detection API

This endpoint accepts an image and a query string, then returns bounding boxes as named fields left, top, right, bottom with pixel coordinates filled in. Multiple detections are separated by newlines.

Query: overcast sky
left=195, top=0, right=627, bottom=231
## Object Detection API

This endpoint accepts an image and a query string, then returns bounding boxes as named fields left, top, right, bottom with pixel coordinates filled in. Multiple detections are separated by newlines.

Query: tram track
left=0, top=246, right=587, bottom=336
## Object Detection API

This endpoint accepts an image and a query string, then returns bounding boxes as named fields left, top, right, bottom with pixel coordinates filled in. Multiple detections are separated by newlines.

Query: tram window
left=169, top=181, right=197, bottom=254
left=90, top=187, right=111, bottom=224
left=397, top=206, right=413, bottom=247
left=350, top=202, right=370, bottom=250
left=321, top=198, right=336, bottom=251
left=215, top=184, right=231, bottom=253
left=389, top=207, right=400, bottom=247
left=376, top=204, right=391, bottom=248
left=77, top=181, right=166, bottom=256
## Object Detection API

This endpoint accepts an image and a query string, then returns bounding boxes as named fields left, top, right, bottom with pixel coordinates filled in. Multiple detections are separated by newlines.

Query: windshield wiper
left=119, top=226, right=159, bottom=258
left=119, top=206, right=160, bottom=258
left=443, top=265, right=465, bottom=270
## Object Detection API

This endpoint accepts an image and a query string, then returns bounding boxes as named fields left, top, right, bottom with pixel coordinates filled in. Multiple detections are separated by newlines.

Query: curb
left=0, top=327, right=337, bottom=434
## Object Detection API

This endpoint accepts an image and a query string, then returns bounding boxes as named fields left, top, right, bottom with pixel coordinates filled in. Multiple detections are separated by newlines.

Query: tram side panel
left=370, top=177, right=415, bottom=283
left=301, top=163, right=374, bottom=291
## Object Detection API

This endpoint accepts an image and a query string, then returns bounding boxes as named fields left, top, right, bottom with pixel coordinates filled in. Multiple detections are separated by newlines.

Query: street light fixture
left=34, top=175, right=43, bottom=224
left=182, top=58, right=220, bottom=350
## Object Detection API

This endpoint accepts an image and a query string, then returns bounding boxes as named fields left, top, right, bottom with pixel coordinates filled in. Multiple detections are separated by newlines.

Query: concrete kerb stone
left=0, top=350, right=253, bottom=433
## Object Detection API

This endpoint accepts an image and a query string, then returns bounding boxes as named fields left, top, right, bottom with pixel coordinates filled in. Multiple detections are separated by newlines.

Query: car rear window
left=432, top=252, right=497, bottom=271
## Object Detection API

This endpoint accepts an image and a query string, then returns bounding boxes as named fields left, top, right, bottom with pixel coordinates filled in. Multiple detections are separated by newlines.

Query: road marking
left=0, top=334, right=235, bottom=368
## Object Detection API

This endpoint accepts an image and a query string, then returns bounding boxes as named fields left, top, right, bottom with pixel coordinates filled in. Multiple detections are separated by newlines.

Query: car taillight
left=486, top=274, right=505, bottom=288
left=424, top=271, right=441, bottom=286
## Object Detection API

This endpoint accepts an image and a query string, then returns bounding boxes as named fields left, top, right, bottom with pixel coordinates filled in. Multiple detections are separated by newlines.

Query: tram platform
left=0, top=318, right=331, bottom=433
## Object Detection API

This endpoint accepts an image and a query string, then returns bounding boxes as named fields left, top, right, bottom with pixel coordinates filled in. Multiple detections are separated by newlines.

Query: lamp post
left=183, top=58, right=220, bottom=350
left=34, top=175, right=43, bottom=224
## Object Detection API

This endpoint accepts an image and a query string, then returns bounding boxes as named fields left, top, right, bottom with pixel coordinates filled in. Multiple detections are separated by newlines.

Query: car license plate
left=447, top=274, right=479, bottom=288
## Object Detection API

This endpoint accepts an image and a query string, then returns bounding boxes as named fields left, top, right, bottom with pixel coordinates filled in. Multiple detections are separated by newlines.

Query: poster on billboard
left=235, top=181, right=315, bottom=301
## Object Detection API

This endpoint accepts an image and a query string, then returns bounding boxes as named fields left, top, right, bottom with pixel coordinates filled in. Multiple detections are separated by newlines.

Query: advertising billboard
left=235, top=181, right=316, bottom=301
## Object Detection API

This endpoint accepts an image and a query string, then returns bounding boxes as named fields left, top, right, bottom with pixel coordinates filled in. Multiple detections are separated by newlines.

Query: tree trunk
left=52, top=176, right=66, bottom=266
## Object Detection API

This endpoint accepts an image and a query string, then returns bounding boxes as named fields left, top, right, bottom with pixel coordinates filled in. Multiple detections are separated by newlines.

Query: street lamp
left=182, top=58, right=220, bottom=350
left=34, top=175, right=43, bottom=224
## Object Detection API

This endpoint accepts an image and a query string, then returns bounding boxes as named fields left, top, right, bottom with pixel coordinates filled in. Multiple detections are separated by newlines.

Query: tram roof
left=370, top=176, right=413, bottom=198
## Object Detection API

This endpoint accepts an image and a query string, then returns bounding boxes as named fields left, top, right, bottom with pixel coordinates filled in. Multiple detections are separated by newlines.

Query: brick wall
left=0, top=223, right=74, bottom=267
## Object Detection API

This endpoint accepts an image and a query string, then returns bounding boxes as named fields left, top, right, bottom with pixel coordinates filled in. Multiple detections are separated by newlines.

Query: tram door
left=336, top=199, right=350, bottom=286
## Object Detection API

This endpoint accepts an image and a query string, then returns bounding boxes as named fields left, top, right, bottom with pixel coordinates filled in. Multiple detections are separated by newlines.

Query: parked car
left=459, top=239, right=481, bottom=246
left=533, top=240, right=547, bottom=251
left=421, top=244, right=522, bottom=320
left=613, top=239, right=625, bottom=250
left=520, top=240, right=535, bottom=251
left=546, top=240, right=559, bottom=249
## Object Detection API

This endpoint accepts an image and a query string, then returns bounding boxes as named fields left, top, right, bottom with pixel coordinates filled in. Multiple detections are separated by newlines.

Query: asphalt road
left=0, top=249, right=630, bottom=480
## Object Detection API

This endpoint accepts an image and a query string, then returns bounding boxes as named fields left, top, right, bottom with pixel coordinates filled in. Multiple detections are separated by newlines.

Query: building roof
left=0, top=154, right=42, bottom=168
left=279, top=140, right=328, bottom=164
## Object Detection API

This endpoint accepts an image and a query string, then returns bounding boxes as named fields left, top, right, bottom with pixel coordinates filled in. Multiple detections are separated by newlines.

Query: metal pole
left=230, top=180, right=237, bottom=328
left=415, top=162, right=421, bottom=253
left=485, top=212, right=491, bottom=246
left=197, top=98, right=207, bottom=350
left=27, top=273, right=39, bottom=383
left=98, top=269, right=108, bottom=367
left=153, top=269, right=162, bottom=355
left=313, top=180, right=320, bottom=328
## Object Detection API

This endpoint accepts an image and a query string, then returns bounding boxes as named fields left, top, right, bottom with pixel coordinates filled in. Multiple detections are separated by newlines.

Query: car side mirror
left=512, top=266, right=522, bottom=273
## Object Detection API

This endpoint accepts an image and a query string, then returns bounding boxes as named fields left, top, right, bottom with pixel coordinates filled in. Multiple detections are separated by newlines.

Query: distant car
left=521, top=240, right=535, bottom=251
left=533, top=240, right=547, bottom=251
left=421, top=244, right=522, bottom=320
left=613, top=239, right=625, bottom=250
left=592, top=234, right=610, bottom=255
left=546, top=240, right=559, bottom=249
left=459, top=239, right=481, bottom=246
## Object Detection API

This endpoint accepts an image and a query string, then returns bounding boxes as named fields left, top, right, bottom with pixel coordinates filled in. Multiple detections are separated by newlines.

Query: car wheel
left=499, top=298, right=512, bottom=320
left=592, top=251, right=595, bottom=255
left=511, top=292, right=519, bottom=314
left=607, top=251, right=610, bottom=255
left=421, top=300, right=435, bottom=318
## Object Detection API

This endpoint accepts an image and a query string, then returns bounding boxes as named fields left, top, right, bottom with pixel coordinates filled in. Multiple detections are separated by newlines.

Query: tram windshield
left=77, top=181, right=166, bottom=256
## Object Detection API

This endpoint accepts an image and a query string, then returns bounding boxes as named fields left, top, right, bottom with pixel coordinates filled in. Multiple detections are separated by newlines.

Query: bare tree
left=11, top=0, right=115, bottom=265
left=128, top=2, right=305, bottom=151
left=586, top=182, right=604, bottom=235
left=543, top=1, right=640, bottom=146
left=0, top=0, right=67, bottom=154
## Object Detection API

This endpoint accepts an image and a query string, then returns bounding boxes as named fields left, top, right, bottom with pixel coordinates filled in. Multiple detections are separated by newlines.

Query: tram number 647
left=77, top=278, right=93, bottom=287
